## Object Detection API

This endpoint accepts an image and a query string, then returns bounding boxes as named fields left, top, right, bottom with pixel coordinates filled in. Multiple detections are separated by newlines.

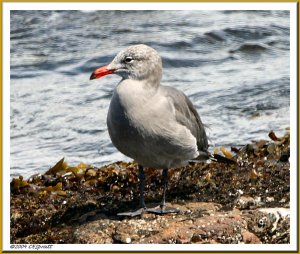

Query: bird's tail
left=209, top=153, right=236, bottom=164
left=192, top=151, right=235, bottom=164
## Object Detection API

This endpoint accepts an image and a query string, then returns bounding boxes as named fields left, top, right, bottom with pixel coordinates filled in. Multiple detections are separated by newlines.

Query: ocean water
left=10, top=10, right=290, bottom=178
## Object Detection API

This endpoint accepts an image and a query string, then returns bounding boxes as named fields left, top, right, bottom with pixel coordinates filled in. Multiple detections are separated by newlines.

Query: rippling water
left=10, top=10, right=290, bottom=177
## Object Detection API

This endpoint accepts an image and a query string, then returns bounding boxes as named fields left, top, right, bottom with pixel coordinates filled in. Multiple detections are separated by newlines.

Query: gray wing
left=160, top=85, right=209, bottom=152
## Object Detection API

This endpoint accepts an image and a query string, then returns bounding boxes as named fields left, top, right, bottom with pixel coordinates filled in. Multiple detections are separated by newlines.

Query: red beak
left=90, top=64, right=114, bottom=80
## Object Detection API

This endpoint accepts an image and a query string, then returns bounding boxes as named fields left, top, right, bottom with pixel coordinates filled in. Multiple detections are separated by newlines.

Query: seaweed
left=10, top=130, right=290, bottom=244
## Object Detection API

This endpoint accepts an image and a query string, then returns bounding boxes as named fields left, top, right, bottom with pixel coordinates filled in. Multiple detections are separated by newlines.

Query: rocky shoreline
left=10, top=130, right=290, bottom=244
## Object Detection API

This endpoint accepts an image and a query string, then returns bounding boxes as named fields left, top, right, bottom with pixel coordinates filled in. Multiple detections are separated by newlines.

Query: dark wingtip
left=210, top=154, right=236, bottom=164
left=90, top=72, right=96, bottom=80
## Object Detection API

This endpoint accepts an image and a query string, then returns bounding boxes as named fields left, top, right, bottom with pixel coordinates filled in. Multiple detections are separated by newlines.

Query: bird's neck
left=116, top=79, right=159, bottom=109
left=128, top=68, right=162, bottom=90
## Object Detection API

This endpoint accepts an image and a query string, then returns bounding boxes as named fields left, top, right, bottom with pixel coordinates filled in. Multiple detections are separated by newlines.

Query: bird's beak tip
left=89, top=64, right=114, bottom=81
left=89, top=73, right=97, bottom=80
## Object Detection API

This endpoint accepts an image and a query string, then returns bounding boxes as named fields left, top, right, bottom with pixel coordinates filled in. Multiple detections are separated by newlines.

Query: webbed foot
left=147, top=205, right=180, bottom=215
left=117, top=207, right=147, bottom=217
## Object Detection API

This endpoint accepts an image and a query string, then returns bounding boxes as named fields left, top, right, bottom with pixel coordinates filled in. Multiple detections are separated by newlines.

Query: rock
left=242, top=231, right=261, bottom=244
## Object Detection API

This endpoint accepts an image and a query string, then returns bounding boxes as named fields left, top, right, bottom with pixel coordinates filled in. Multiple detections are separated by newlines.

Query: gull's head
left=90, top=44, right=162, bottom=84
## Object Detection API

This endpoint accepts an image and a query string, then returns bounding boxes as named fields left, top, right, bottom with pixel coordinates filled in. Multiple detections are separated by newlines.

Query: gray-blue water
left=10, top=10, right=290, bottom=178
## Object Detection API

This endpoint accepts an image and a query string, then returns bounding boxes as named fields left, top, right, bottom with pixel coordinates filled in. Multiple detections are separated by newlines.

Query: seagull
left=90, top=44, right=234, bottom=217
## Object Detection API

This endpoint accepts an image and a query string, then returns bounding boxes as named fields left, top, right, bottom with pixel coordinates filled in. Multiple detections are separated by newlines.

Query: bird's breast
left=107, top=89, right=147, bottom=159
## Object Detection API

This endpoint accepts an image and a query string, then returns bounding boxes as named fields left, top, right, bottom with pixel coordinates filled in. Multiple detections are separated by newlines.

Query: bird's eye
left=124, top=56, right=133, bottom=63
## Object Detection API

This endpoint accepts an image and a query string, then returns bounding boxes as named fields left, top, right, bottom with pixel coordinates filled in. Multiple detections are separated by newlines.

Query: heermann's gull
left=90, top=44, right=234, bottom=217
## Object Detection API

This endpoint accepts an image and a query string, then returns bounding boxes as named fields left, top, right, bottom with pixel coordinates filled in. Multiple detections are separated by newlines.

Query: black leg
left=160, top=168, right=168, bottom=209
left=117, top=165, right=147, bottom=217
left=138, top=165, right=146, bottom=208
left=147, top=168, right=179, bottom=215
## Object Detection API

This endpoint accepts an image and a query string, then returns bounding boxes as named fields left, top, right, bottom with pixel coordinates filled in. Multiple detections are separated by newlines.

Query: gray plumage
left=105, top=44, right=209, bottom=169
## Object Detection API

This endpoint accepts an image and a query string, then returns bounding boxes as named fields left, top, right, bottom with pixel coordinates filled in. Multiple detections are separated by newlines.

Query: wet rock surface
left=10, top=130, right=290, bottom=244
